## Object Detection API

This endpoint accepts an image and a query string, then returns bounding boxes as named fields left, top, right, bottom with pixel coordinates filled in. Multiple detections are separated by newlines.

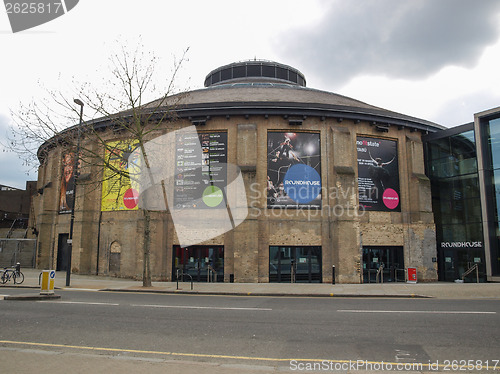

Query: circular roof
left=38, top=60, right=445, bottom=161
left=143, top=81, right=444, bottom=132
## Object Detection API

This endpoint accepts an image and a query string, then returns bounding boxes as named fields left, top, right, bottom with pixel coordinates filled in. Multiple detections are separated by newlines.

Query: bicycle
left=0, top=263, right=24, bottom=285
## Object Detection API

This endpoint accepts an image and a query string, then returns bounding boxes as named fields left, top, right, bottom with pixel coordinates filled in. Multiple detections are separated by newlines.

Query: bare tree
left=8, top=41, right=189, bottom=287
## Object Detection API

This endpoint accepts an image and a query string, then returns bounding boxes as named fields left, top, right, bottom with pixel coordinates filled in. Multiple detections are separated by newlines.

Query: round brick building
left=34, top=60, right=443, bottom=283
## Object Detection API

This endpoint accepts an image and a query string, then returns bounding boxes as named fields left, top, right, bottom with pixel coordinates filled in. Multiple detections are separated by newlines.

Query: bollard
left=40, top=270, right=55, bottom=295
left=332, top=265, right=335, bottom=285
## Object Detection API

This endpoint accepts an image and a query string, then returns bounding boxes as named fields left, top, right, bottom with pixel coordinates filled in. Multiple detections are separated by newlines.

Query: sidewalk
left=3, top=268, right=500, bottom=299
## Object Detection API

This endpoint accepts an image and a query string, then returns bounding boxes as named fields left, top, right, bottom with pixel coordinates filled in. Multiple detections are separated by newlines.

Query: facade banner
left=267, top=132, right=321, bottom=208
left=357, top=136, right=400, bottom=212
left=174, top=132, right=228, bottom=209
left=101, top=139, right=140, bottom=212
left=128, top=127, right=248, bottom=247
left=59, top=152, right=76, bottom=213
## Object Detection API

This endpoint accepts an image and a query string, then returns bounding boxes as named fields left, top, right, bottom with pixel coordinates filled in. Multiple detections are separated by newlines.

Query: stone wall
left=34, top=115, right=437, bottom=283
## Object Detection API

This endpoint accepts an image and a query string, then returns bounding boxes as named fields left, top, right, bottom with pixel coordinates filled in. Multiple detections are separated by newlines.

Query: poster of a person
left=59, top=153, right=75, bottom=213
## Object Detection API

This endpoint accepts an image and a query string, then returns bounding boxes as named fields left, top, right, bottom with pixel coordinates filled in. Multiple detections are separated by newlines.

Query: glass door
left=440, top=248, right=485, bottom=282
left=363, top=246, right=404, bottom=283
left=269, top=246, right=322, bottom=283
left=173, top=245, right=224, bottom=282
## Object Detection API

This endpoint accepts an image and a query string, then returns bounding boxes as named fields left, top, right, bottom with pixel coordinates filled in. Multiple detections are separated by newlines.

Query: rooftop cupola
left=204, top=60, right=306, bottom=87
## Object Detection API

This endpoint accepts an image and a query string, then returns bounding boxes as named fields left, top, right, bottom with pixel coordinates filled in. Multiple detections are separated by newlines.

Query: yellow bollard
left=40, top=270, right=55, bottom=295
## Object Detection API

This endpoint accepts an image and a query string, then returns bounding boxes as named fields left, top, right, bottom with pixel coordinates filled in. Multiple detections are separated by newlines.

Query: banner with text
left=267, top=132, right=321, bottom=209
left=174, top=132, right=228, bottom=209
left=357, top=136, right=400, bottom=212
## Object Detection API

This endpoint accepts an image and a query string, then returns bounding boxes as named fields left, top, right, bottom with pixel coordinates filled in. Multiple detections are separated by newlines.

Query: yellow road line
left=0, top=340, right=499, bottom=370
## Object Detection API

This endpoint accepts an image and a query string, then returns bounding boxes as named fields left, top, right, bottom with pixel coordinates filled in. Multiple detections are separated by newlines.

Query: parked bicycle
left=0, top=262, right=24, bottom=285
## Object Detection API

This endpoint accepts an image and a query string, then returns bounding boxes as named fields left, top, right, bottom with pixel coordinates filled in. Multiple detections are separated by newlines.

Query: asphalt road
left=1, top=289, right=499, bottom=373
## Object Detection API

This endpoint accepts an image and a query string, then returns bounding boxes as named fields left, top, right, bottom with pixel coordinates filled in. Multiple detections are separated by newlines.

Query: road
left=0, top=289, right=499, bottom=373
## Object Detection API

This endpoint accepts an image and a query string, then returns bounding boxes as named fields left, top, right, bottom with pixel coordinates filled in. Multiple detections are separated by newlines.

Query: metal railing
left=207, top=265, right=218, bottom=283
left=376, top=264, right=384, bottom=283
left=462, top=264, right=479, bottom=283
left=394, top=268, right=406, bottom=282
left=176, top=269, right=193, bottom=290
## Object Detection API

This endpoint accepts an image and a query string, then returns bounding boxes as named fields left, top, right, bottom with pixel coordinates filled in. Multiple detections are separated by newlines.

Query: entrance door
left=269, top=246, right=322, bottom=283
left=56, top=233, right=70, bottom=271
left=363, top=246, right=404, bottom=283
left=173, top=245, right=224, bottom=282
left=440, top=248, right=485, bottom=282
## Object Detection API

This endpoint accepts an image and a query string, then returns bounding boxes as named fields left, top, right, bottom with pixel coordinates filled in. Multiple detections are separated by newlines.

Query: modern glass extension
left=476, top=109, right=500, bottom=279
left=424, top=124, right=486, bottom=282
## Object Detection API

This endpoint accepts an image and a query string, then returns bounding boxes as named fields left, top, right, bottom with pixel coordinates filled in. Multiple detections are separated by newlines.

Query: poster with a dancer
left=267, top=132, right=321, bottom=208
left=357, top=136, right=400, bottom=212
left=59, top=152, right=76, bottom=213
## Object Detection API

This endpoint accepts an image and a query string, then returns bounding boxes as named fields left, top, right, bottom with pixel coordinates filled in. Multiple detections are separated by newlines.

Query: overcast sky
left=1, top=0, right=500, bottom=189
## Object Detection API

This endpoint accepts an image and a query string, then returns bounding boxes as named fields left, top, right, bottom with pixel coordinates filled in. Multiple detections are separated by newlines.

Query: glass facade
left=425, top=127, right=486, bottom=281
left=479, top=116, right=500, bottom=276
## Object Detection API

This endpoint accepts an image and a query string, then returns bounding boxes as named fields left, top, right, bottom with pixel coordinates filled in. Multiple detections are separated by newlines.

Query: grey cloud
left=432, top=91, right=500, bottom=128
left=277, top=0, right=500, bottom=87
left=0, top=113, right=33, bottom=189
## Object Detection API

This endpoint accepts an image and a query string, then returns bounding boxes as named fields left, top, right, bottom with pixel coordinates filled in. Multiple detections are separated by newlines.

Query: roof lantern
left=204, top=60, right=306, bottom=87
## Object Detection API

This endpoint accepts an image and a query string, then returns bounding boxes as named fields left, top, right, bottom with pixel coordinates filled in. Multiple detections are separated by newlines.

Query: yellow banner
left=101, top=140, right=140, bottom=211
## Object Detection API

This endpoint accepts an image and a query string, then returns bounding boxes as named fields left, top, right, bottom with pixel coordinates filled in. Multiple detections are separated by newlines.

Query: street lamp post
left=66, top=98, right=84, bottom=287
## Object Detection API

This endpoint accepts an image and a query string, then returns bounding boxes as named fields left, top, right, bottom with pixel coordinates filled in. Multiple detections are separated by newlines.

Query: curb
left=99, top=288, right=432, bottom=298
left=3, top=293, right=61, bottom=301
left=0, top=285, right=40, bottom=289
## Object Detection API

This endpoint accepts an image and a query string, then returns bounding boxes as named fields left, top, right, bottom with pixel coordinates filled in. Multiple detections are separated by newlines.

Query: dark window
left=233, top=65, right=245, bottom=79
left=277, top=67, right=288, bottom=80
left=289, top=71, right=298, bottom=83
left=247, top=64, right=261, bottom=77
left=220, top=68, right=232, bottom=81
left=211, top=71, right=220, bottom=84
left=262, top=65, right=275, bottom=78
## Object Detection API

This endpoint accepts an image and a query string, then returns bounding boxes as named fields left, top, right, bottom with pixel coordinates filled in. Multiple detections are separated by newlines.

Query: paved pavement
left=2, top=268, right=500, bottom=299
